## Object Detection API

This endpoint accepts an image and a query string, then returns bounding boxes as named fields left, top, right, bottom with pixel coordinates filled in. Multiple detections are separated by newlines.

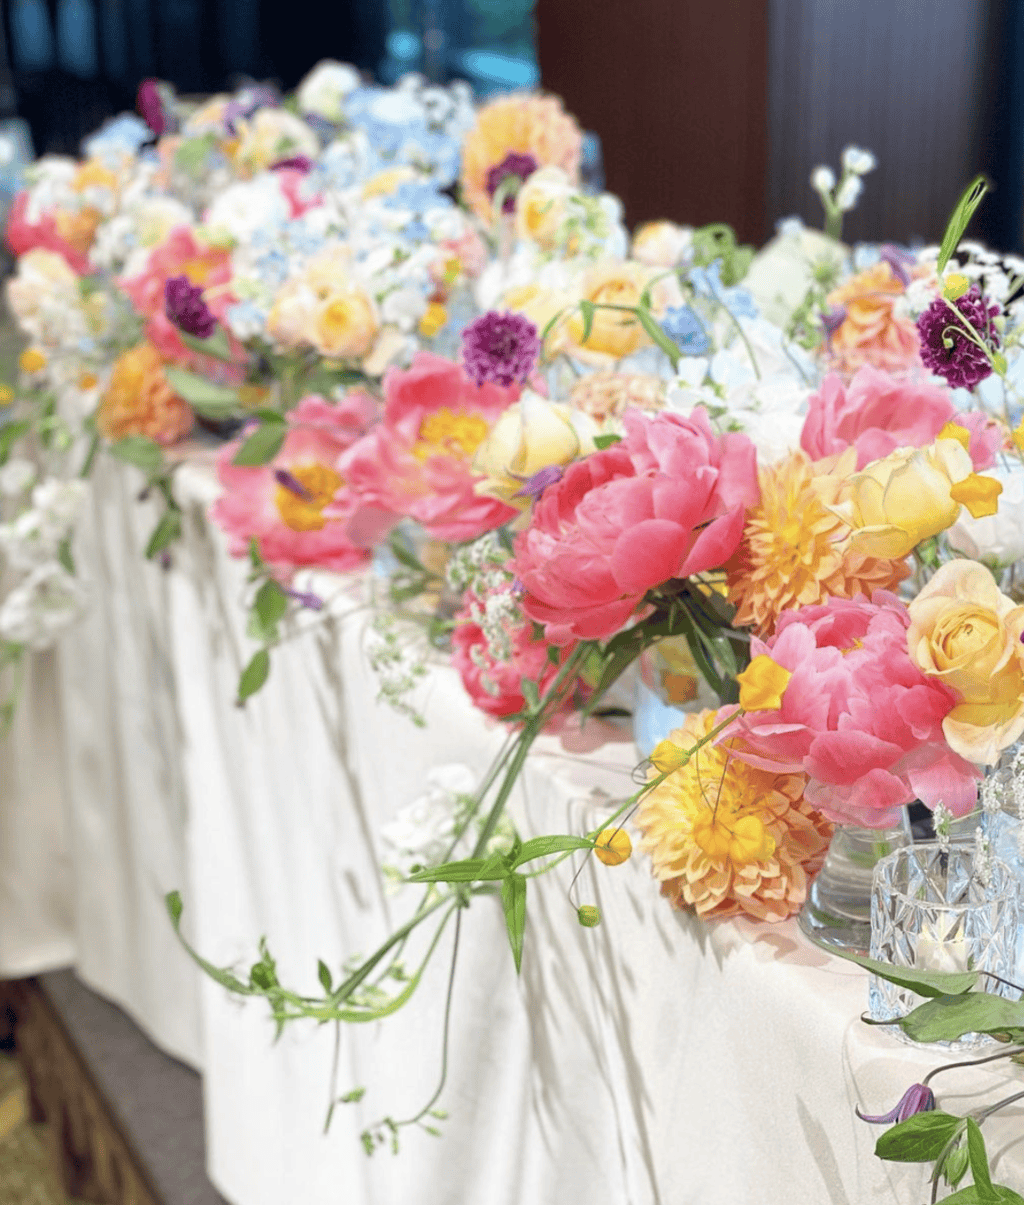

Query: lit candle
left=915, top=917, right=970, bottom=974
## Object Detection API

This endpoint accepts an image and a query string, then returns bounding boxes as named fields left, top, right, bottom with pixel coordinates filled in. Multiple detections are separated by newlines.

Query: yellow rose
left=832, top=437, right=998, bottom=559
left=312, top=289, right=379, bottom=359
left=472, top=389, right=598, bottom=507
left=907, top=560, right=1024, bottom=764
left=566, top=261, right=653, bottom=362
left=514, top=167, right=572, bottom=249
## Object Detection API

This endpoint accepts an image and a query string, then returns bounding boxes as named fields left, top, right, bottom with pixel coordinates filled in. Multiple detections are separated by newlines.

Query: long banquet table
left=3, top=447, right=1023, bottom=1205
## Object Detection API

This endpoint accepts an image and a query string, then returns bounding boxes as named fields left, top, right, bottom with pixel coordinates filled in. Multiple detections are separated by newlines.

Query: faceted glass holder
left=869, top=843, right=1021, bottom=1050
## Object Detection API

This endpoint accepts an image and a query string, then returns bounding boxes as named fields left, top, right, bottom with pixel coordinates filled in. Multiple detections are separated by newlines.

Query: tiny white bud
left=835, top=175, right=863, bottom=212
left=841, top=146, right=877, bottom=175
left=811, top=166, right=836, bottom=194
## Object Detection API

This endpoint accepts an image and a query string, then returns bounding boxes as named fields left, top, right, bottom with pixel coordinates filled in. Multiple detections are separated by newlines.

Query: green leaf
left=941, top=1188, right=1024, bottom=1204
left=406, top=857, right=508, bottom=884
left=254, top=579, right=288, bottom=639
left=166, top=891, right=255, bottom=995
left=501, top=873, right=527, bottom=974
left=145, top=509, right=182, bottom=558
left=944, top=1146, right=971, bottom=1189
left=578, top=298, right=595, bottom=345
left=0, top=420, right=31, bottom=466
left=894, top=994, right=1024, bottom=1044
left=966, top=1118, right=996, bottom=1199
left=237, top=648, right=270, bottom=704
left=512, top=834, right=594, bottom=867
left=110, top=434, right=163, bottom=473
left=593, top=434, right=622, bottom=450
left=937, top=174, right=988, bottom=274
left=318, top=959, right=333, bottom=993
left=56, top=537, right=75, bottom=575
left=233, top=421, right=286, bottom=467
left=520, top=677, right=540, bottom=712
left=875, top=1112, right=963, bottom=1162
left=248, top=537, right=267, bottom=573
left=166, top=890, right=183, bottom=924
left=177, top=326, right=237, bottom=363
left=635, top=307, right=681, bottom=368
left=836, top=951, right=979, bottom=998
left=165, top=367, right=240, bottom=417
left=339, top=1087, right=365, bottom=1104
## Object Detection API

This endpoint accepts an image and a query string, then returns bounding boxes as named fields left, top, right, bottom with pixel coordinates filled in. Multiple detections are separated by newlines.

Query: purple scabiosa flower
left=856, top=1082, right=935, bottom=1124
left=165, top=275, right=217, bottom=340
left=485, top=151, right=539, bottom=213
left=514, top=464, right=564, bottom=499
left=461, top=311, right=541, bottom=388
left=917, top=285, right=1001, bottom=389
left=137, top=79, right=167, bottom=136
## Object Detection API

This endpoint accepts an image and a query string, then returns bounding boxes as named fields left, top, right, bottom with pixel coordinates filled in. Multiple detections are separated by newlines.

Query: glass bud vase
left=633, top=636, right=719, bottom=757
left=798, top=814, right=913, bottom=954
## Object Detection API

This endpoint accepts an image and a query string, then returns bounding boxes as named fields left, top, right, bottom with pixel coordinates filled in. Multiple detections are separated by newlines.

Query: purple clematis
left=856, top=1082, right=935, bottom=1124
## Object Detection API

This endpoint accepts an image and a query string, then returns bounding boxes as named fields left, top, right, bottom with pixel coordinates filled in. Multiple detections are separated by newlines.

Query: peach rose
left=907, top=560, right=1024, bottom=764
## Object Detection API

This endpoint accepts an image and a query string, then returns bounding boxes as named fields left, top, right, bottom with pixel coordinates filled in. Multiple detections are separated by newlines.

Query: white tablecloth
left=3, top=450, right=1023, bottom=1204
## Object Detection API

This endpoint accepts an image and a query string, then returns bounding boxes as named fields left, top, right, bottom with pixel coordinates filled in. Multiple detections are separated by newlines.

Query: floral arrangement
left=2, top=61, right=1024, bottom=1198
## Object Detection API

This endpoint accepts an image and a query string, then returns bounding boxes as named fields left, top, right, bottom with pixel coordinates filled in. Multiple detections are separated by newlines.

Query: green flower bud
left=577, top=905, right=601, bottom=928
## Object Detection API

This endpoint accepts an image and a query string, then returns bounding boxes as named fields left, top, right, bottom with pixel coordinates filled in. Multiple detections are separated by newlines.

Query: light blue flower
left=689, top=261, right=758, bottom=320
left=660, top=306, right=712, bottom=356
left=83, top=114, right=152, bottom=160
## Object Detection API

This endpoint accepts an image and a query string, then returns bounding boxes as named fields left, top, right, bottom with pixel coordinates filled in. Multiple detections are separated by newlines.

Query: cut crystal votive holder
left=868, top=842, right=1021, bottom=1050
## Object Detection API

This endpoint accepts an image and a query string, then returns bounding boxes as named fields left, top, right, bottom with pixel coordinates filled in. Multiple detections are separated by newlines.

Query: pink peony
left=120, top=226, right=245, bottom=380
left=512, top=408, right=759, bottom=645
left=211, top=392, right=395, bottom=574
left=5, top=192, right=92, bottom=274
left=339, top=352, right=521, bottom=543
left=452, top=588, right=575, bottom=723
left=723, top=592, right=980, bottom=828
left=801, top=366, right=1001, bottom=471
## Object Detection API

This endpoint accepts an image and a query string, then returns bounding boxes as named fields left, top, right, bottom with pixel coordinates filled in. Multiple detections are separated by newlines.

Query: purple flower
left=485, top=151, right=539, bottom=213
left=271, top=155, right=314, bottom=173
left=856, top=1082, right=935, bottom=1124
left=283, top=586, right=324, bottom=611
left=821, top=305, right=847, bottom=340
left=461, top=311, right=540, bottom=388
left=879, top=244, right=915, bottom=287
left=223, top=85, right=280, bottom=135
left=917, top=285, right=1001, bottom=389
left=514, top=465, right=564, bottom=499
left=164, top=275, right=217, bottom=340
left=137, top=79, right=167, bottom=136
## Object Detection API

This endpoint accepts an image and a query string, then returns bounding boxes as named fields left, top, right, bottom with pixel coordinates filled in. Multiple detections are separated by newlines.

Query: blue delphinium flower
left=660, top=306, right=712, bottom=356
left=690, top=260, right=758, bottom=320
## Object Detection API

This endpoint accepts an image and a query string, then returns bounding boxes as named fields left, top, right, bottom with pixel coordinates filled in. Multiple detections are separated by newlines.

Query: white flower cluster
left=366, top=611, right=428, bottom=726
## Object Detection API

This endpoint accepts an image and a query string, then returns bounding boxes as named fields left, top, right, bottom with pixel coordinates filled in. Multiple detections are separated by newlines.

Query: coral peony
left=97, top=343, right=193, bottom=446
left=512, top=407, right=759, bottom=645
left=120, top=226, right=243, bottom=378
left=801, top=366, right=1001, bottom=471
left=824, top=261, right=921, bottom=377
left=339, top=353, right=521, bottom=542
left=212, top=392, right=392, bottom=574
left=460, top=94, right=582, bottom=224
left=636, top=710, right=833, bottom=922
left=726, top=448, right=910, bottom=637
left=725, top=592, right=981, bottom=828
left=5, top=192, right=92, bottom=275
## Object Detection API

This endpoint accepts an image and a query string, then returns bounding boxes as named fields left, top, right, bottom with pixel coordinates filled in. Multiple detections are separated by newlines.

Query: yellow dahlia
left=460, top=94, right=582, bottom=224
left=726, top=448, right=909, bottom=637
left=636, top=711, right=833, bottom=923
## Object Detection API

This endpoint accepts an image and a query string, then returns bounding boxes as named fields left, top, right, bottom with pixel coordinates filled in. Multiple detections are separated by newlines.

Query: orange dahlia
left=97, top=343, right=193, bottom=446
left=725, top=448, right=909, bottom=637
left=824, top=261, right=921, bottom=377
left=637, top=711, right=833, bottom=922
left=460, top=94, right=582, bottom=224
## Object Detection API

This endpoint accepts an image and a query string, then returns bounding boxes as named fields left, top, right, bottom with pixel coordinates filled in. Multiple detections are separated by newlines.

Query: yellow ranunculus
left=832, top=436, right=990, bottom=559
left=650, top=739, right=690, bottom=773
left=594, top=827, right=632, bottom=866
left=472, top=389, right=598, bottom=507
left=907, top=560, right=1024, bottom=764
left=736, top=655, right=792, bottom=712
left=312, top=290, right=379, bottom=360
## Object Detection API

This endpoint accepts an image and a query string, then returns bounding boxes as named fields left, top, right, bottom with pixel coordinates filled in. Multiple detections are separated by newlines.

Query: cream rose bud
left=832, top=436, right=976, bottom=559
left=311, top=288, right=380, bottom=359
left=948, top=462, right=1024, bottom=568
left=514, top=167, right=573, bottom=249
left=907, top=559, right=1024, bottom=764
left=296, top=60, right=361, bottom=122
left=472, top=390, right=599, bottom=506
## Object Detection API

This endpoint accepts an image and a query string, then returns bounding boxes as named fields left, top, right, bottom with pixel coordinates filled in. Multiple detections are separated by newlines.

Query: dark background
left=2, top=0, right=1023, bottom=252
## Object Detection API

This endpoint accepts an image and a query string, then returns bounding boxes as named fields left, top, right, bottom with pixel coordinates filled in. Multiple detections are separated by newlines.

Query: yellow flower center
left=19, top=348, right=47, bottom=374
left=418, top=303, right=448, bottom=338
left=181, top=257, right=217, bottom=286
left=413, top=408, right=490, bottom=462
left=274, top=463, right=343, bottom=532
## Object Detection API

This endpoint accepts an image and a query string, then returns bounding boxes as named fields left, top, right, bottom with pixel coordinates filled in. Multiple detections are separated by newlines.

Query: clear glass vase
left=798, top=815, right=913, bottom=954
left=632, top=636, right=719, bottom=757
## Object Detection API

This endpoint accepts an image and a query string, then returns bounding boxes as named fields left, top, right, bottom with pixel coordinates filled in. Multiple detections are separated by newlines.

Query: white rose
left=947, top=462, right=1024, bottom=568
left=0, top=458, right=37, bottom=497
left=205, top=175, right=290, bottom=244
left=297, top=61, right=361, bottom=122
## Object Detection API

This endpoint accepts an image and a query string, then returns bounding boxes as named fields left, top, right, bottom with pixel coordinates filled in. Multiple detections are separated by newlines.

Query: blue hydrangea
left=660, top=306, right=712, bottom=356
left=82, top=114, right=153, bottom=160
left=689, top=261, right=758, bottom=320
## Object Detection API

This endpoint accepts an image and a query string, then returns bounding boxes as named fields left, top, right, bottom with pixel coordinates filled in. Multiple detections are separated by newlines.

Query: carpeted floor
left=0, top=1053, right=88, bottom=1205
